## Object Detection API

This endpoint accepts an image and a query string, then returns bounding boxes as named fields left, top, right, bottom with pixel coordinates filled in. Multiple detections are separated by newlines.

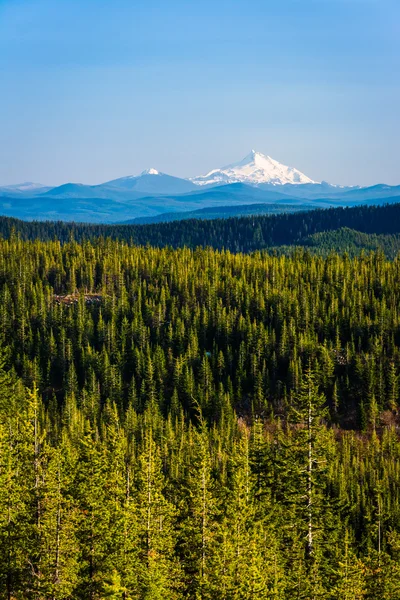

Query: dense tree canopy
left=1, top=202, right=400, bottom=254
left=0, top=234, right=400, bottom=598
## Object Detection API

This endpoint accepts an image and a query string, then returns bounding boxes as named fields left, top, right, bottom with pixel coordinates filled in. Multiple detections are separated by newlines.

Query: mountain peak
left=141, top=168, right=160, bottom=176
left=251, top=149, right=268, bottom=158
left=190, top=151, right=317, bottom=187
left=242, top=150, right=274, bottom=165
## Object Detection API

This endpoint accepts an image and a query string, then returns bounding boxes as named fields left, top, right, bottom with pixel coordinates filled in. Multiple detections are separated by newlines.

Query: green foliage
left=2, top=202, right=400, bottom=255
left=302, top=227, right=400, bottom=260
left=1, top=237, right=400, bottom=597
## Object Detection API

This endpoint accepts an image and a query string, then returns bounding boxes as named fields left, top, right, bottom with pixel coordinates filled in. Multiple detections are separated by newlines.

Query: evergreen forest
left=2, top=201, right=400, bottom=253
left=1, top=208, right=400, bottom=598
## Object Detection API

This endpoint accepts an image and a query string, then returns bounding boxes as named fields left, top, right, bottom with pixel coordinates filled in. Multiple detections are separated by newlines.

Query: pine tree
left=135, top=428, right=181, bottom=599
left=288, top=368, right=328, bottom=565
left=74, top=426, right=114, bottom=600
left=332, top=530, right=366, bottom=600
left=178, top=420, right=218, bottom=599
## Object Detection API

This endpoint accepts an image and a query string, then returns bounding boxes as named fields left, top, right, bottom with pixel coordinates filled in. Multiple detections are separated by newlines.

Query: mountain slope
left=0, top=183, right=52, bottom=197
left=257, top=181, right=355, bottom=198
left=297, top=227, right=400, bottom=259
left=39, top=183, right=151, bottom=201
left=0, top=182, right=48, bottom=192
left=3, top=203, right=400, bottom=255
left=105, top=169, right=198, bottom=194
left=0, top=183, right=315, bottom=223
left=190, top=150, right=317, bottom=186
left=340, top=184, right=400, bottom=201
left=123, top=202, right=317, bottom=224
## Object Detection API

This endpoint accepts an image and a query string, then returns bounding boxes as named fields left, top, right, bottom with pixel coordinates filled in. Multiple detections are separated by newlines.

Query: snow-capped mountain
left=190, top=150, right=317, bottom=187
left=4, top=149, right=400, bottom=223
left=105, top=169, right=197, bottom=195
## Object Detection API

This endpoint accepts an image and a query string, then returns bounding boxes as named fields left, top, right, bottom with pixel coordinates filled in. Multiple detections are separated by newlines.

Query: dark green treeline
left=2, top=202, right=400, bottom=252
left=1, top=238, right=400, bottom=598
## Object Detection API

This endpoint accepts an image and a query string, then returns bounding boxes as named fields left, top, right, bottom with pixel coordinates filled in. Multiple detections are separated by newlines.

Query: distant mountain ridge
left=1, top=182, right=47, bottom=192
left=1, top=150, right=399, bottom=223
left=0, top=150, right=323, bottom=195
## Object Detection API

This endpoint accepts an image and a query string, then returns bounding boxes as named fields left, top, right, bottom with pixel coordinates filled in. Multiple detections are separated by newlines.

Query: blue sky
left=0, top=0, right=399, bottom=186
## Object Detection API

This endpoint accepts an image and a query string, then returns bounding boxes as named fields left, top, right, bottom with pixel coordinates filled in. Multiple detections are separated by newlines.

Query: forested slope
left=1, top=238, right=400, bottom=597
left=298, top=227, right=400, bottom=259
left=1, top=238, right=399, bottom=426
left=2, top=202, right=400, bottom=253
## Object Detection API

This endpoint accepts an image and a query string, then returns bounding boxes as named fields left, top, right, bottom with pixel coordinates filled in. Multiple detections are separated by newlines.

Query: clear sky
left=0, top=0, right=399, bottom=187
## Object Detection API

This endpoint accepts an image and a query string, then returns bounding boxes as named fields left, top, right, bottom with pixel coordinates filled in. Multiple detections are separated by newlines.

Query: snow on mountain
left=141, top=168, right=160, bottom=175
left=105, top=169, right=197, bottom=195
left=190, top=150, right=317, bottom=187
left=110, top=168, right=160, bottom=181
